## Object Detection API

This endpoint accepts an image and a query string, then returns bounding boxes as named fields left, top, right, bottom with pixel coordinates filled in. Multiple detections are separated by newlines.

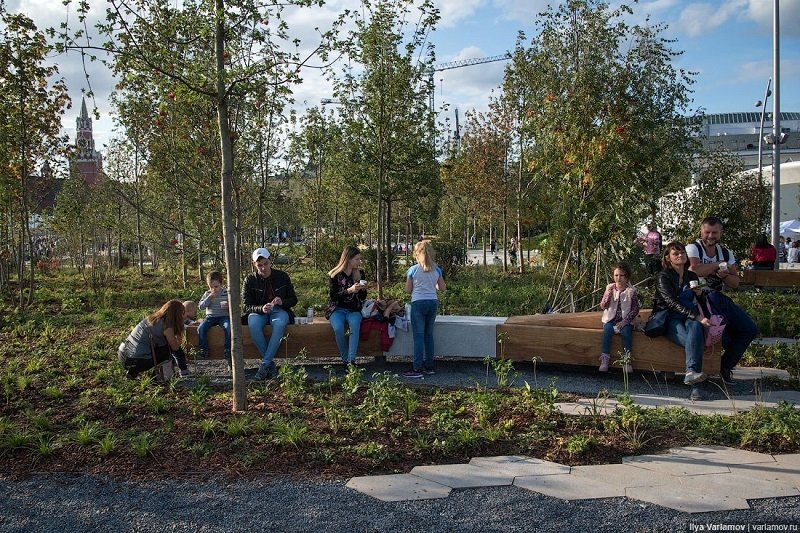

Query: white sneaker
left=598, top=354, right=610, bottom=372
left=684, top=371, right=706, bottom=385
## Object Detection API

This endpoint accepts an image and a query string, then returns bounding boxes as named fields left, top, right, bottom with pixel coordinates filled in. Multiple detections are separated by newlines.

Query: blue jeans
left=247, top=308, right=289, bottom=366
left=720, top=302, right=758, bottom=372
left=329, top=307, right=362, bottom=363
left=411, top=299, right=438, bottom=371
left=198, top=315, right=231, bottom=356
left=666, top=316, right=705, bottom=374
left=600, top=322, right=633, bottom=355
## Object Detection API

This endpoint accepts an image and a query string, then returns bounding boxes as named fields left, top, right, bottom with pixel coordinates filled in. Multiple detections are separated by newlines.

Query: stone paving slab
left=348, top=447, right=800, bottom=512
left=622, top=454, right=730, bottom=476
left=728, top=462, right=800, bottom=489
left=775, top=453, right=800, bottom=466
left=410, top=464, right=514, bottom=489
left=733, top=366, right=792, bottom=381
left=677, top=472, right=799, bottom=500
left=569, top=464, right=680, bottom=489
left=554, top=399, right=620, bottom=416
left=345, top=474, right=451, bottom=502
left=469, top=456, right=570, bottom=477
left=555, top=394, right=800, bottom=417
left=629, top=485, right=751, bottom=513
left=668, top=445, right=777, bottom=465
left=513, top=473, right=625, bottom=500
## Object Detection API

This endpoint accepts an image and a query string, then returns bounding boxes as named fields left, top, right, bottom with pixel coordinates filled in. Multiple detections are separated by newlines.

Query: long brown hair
left=328, top=245, right=362, bottom=281
left=413, top=240, right=435, bottom=272
left=147, top=299, right=185, bottom=335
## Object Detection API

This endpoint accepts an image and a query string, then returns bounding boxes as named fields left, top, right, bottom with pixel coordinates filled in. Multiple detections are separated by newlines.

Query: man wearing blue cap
left=242, top=247, right=298, bottom=380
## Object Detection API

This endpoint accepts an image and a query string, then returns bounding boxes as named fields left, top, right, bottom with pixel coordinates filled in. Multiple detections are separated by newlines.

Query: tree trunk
left=215, top=0, right=247, bottom=412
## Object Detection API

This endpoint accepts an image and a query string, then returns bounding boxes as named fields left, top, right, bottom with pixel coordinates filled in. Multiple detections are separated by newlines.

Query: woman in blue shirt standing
left=403, top=240, right=446, bottom=378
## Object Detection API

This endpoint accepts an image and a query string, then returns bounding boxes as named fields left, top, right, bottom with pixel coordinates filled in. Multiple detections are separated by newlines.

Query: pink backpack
left=697, top=299, right=726, bottom=347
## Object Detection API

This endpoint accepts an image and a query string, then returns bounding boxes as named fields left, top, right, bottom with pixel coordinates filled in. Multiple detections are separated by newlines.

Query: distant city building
left=696, top=111, right=800, bottom=169
left=74, top=96, right=104, bottom=187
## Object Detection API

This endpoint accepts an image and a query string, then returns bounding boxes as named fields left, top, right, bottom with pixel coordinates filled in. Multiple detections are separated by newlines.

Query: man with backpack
left=687, top=216, right=758, bottom=385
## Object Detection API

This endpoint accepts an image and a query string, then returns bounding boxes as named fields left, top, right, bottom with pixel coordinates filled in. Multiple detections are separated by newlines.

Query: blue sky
left=9, top=0, right=800, bottom=149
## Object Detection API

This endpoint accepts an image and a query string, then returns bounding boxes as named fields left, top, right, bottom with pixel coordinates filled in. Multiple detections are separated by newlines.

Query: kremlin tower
left=74, top=96, right=103, bottom=187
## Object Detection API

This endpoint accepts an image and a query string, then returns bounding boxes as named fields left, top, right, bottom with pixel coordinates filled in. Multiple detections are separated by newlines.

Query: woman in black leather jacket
left=654, top=242, right=711, bottom=390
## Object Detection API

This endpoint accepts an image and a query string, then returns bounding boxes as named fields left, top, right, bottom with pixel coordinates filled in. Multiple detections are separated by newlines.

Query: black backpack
left=689, top=240, right=731, bottom=290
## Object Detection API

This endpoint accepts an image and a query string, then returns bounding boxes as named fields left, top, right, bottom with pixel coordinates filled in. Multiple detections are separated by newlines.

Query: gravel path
left=1, top=474, right=799, bottom=532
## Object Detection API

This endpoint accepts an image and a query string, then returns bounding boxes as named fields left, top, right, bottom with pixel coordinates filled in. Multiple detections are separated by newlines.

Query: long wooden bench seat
left=497, top=311, right=721, bottom=375
left=186, top=311, right=722, bottom=376
left=741, top=269, right=800, bottom=289
left=185, top=320, right=385, bottom=359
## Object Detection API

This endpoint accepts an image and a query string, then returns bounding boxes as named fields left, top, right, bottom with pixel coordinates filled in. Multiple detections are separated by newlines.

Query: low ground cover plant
left=0, top=268, right=798, bottom=479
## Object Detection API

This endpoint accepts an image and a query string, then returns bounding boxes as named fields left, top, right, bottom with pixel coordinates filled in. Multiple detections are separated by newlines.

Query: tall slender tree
left=328, top=0, right=440, bottom=292
left=0, top=12, right=70, bottom=308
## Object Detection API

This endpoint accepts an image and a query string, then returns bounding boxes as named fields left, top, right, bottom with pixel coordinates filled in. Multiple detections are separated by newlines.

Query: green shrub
left=431, top=241, right=466, bottom=280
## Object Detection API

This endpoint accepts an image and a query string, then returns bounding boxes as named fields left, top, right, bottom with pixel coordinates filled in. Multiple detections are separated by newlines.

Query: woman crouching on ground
left=653, top=242, right=710, bottom=399
left=118, top=299, right=190, bottom=379
left=327, top=245, right=367, bottom=365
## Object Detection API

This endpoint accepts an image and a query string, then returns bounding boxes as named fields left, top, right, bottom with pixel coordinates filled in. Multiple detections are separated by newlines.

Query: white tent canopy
left=776, top=219, right=800, bottom=238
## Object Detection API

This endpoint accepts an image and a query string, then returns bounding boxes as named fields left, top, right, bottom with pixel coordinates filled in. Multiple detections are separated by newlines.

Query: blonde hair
left=148, top=299, right=186, bottom=335
left=413, top=240, right=435, bottom=272
left=328, top=245, right=362, bottom=281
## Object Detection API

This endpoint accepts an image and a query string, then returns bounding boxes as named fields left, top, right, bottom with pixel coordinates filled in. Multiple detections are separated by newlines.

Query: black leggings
left=119, top=345, right=184, bottom=378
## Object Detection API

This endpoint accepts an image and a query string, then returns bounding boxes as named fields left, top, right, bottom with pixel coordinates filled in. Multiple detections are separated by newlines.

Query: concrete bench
left=496, top=311, right=720, bottom=375
left=185, top=315, right=506, bottom=360
left=386, top=315, right=507, bottom=359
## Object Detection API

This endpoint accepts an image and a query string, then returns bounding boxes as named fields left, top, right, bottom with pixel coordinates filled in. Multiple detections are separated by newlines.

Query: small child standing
left=198, top=271, right=231, bottom=364
left=598, top=262, right=639, bottom=373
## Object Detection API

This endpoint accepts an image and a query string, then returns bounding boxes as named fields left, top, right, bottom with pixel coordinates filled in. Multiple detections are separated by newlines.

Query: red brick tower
left=75, top=96, right=103, bottom=187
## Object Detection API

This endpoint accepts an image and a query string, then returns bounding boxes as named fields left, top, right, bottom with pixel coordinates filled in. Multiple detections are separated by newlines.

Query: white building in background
left=696, top=112, right=800, bottom=170
left=743, top=160, right=800, bottom=222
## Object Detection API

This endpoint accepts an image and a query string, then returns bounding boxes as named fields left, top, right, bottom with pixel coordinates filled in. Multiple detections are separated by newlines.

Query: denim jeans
left=666, top=316, right=705, bottom=373
left=411, top=299, right=438, bottom=371
left=247, top=308, right=289, bottom=365
left=720, top=301, right=758, bottom=372
left=600, top=322, right=633, bottom=355
left=329, top=307, right=362, bottom=363
left=198, top=315, right=231, bottom=356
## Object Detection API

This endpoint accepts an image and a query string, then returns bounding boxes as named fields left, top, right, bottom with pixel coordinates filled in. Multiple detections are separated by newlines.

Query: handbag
left=150, top=330, right=175, bottom=382
left=697, top=299, right=726, bottom=347
left=324, top=301, right=337, bottom=320
left=643, top=309, right=669, bottom=338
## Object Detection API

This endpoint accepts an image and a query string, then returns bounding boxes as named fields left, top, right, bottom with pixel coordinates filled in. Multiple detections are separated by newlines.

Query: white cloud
left=735, top=58, right=800, bottom=83
left=436, top=0, right=485, bottom=28
left=492, top=0, right=554, bottom=23
left=745, top=0, right=800, bottom=38
left=678, top=1, right=747, bottom=38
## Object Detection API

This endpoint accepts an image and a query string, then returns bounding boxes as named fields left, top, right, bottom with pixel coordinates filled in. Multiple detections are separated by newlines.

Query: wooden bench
left=496, top=311, right=720, bottom=375
left=741, top=269, right=800, bottom=289
left=186, top=311, right=722, bottom=376
left=185, top=320, right=385, bottom=359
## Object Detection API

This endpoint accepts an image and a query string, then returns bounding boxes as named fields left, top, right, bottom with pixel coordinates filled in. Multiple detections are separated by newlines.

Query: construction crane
left=428, top=52, right=512, bottom=114
left=429, top=53, right=512, bottom=150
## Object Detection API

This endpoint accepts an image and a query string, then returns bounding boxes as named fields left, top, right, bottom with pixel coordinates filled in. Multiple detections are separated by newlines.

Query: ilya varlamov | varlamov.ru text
left=689, top=524, right=799, bottom=532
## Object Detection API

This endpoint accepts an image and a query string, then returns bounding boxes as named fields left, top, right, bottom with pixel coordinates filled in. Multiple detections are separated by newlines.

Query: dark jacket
left=241, top=269, right=298, bottom=323
left=652, top=266, right=700, bottom=320
left=329, top=270, right=367, bottom=312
